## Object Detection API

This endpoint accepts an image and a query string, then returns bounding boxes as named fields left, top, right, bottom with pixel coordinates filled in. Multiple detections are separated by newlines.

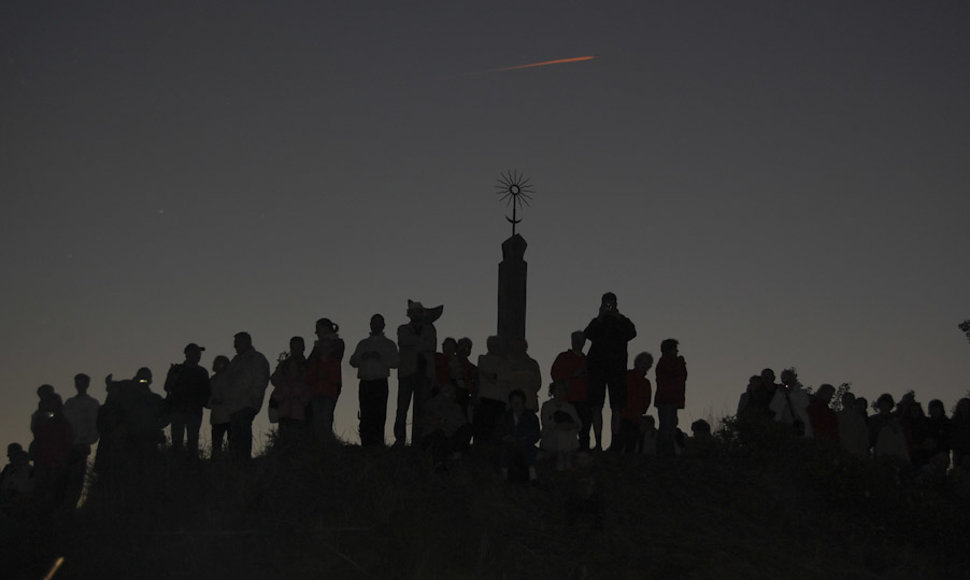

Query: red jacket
left=654, top=354, right=687, bottom=409
left=306, top=339, right=344, bottom=400
left=550, top=350, right=587, bottom=403
left=434, top=353, right=451, bottom=387
left=622, top=370, right=652, bottom=421
left=32, top=416, right=74, bottom=467
left=460, top=359, right=477, bottom=395
left=807, top=398, right=839, bottom=441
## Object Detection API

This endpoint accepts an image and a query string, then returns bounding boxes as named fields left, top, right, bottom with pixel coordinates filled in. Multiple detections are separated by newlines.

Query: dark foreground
left=6, top=428, right=969, bottom=580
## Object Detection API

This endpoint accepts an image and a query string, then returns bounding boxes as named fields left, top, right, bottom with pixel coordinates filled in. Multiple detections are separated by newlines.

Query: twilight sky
left=3, top=1, right=969, bottom=452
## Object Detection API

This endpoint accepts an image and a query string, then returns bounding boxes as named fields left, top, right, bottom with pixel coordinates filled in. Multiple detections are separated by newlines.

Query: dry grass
left=16, top=425, right=969, bottom=580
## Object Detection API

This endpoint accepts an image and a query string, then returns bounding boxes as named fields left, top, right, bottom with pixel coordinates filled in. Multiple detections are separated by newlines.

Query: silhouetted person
left=349, top=314, right=399, bottom=447
left=550, top=331, right=592, bottom=449
left=854, top=396, right=870, bottom=428
left=874, top=403, right=910, bottom=467
left=654, top=339, right=687, bottom=457
left=506, top=337, right=542, bottom=413
left=30, top=384, right=57, bottom=438
left=539, top=381, right=580, bottom=470
left=270, top=336, right=310, bottom=445
left=226, top=332, right=271, bottom=460
left=807, top=383, right=839, bottom=442
left=457, top=337, right=478, bottom=422
left=953, top=398, right=970, bottom=468
left=615, top=352, right=653, bottom=454
left=473, top=335, right=509, bottom=447
left=687, top=419, right=715, bottom=456
left=737, top=375, right=774, bottom=423
left=640, top=415, right=658, bottom=455
left=901, top=402, right=929, bottom=468
left=0, top=443, right=34, bottom=509
left=207, top=355, right=232, bottom=457
left=736, top=375, right=757, bottom=418
left=63, top=373, right=100, bottom=509
left=837, top=392, right=869, bottom=458
left=868, top=393, right=896, bottom=453
left=854, top=396, right=869, bottom=416
left=97, top=368, right=167, bottom=472
left=497, top=389, right=540, bottom=484
left=924, top=399, right=951, bottom=469
left=434, top=337, right=461, bottom=399
left=421, top=382, right=472, bottom=468
left=435, top=337, right=474, bottom=416
left=31, top=394, right=74, bottom=509
left=769, top=368, right=811, bottom=437
left=395, top=300, right=441, bottom=446
left=583, top=292, right=637, bottom=450
left=868, top=393, right=907, bottom=465
left=63, top=374, right=99, bottom=449
left=306, top=318, right=345, bottom=444
left=758, top=368, right=779, bottom=417
left=691, top=419, right=712, bottom=437
left=163, top=343, right=211, bottom=456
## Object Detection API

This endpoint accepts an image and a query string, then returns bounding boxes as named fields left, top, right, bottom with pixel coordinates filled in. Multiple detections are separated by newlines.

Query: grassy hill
left=12, top=425, right=970, bottom=580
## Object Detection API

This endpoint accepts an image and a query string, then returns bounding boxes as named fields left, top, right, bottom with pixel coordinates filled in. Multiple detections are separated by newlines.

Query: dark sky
left=3, top=1, right=969, bottom=450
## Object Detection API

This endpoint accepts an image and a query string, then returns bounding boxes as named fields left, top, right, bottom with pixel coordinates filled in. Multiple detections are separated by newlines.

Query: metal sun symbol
left=495, top=169, right=535, bottom=236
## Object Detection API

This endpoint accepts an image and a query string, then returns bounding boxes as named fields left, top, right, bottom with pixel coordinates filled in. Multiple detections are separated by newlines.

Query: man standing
left=226, top=332, right=270, bottom=460
left=583, top=292, right=637, bottom=450
left=395, top=300, right=441, bottom=446
left=98, top=368, right=167, bottom=471
left=550, top=331, right=591, bottom=449
left=654, top=338, right=687, bottom=457
left=349, top=314, right=399, bottom=446
left=164, top=343, right=211, bottom=456
left=63, top=373, right=100, bottom=508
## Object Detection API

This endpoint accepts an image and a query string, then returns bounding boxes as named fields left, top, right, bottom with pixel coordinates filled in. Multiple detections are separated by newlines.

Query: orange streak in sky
left=491, top=55, right=596, bottom=72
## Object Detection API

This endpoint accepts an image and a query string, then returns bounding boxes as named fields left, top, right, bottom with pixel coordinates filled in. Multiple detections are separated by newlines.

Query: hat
left=407, top=299, right=443, bottom=323
left=184, top=343, right=206, bottom=353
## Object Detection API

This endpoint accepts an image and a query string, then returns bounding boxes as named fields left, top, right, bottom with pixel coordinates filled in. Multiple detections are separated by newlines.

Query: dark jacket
left=584, top=314, right=637, bottom=371
left=495, top=409, right=540, bottom=449
left=655, top=354, right=688, bottom=409
left=103, top=379, right=167, bottom=444
left=164, top=363, right=211, bottom=414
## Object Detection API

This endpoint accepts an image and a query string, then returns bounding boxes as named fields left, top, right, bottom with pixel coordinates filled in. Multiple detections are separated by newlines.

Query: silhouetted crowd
left=4, top=292, right=970, bottom=530
left=736, top=367, right=970, bottom=494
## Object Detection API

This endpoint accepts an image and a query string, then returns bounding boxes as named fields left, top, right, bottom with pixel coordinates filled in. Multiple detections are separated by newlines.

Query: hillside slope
left=16, top=431, right=970, bottom=580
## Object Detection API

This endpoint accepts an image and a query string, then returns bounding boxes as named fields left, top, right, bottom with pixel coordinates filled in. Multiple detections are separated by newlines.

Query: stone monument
left=498, top=234, right=527, bottom=342
left=494, top=170, right=534, bottom=344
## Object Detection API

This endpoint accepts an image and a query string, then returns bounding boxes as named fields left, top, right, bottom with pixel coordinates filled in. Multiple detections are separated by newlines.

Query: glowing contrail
left=490, top=55, right=596, bottom=72
left=43, top=557, right=65, bottom=580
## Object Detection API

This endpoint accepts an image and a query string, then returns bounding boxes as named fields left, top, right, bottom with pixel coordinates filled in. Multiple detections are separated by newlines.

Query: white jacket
left=349, top=334, right=400, bottom=380
left=226, top=348, right=271, bottom=414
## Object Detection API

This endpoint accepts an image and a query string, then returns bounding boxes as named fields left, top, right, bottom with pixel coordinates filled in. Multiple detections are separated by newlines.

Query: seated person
left=421, top=383, right=472, bottom=467
left=0, top=443, right=35, bottom=509
left=540, top=381, right=581, bottom=470
left=496, top=389, right=540, bottom=483
left=687, top=419, right=716, bottom=456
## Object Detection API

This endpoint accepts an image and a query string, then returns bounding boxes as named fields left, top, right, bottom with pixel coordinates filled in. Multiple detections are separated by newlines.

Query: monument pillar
left=493, top=169, right=534, bottom=346
left=497, top=233, right=527, bottom=344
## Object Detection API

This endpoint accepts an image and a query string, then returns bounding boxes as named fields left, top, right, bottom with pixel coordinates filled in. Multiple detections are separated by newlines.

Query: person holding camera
left=583, top=292, right=637, bottom=451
